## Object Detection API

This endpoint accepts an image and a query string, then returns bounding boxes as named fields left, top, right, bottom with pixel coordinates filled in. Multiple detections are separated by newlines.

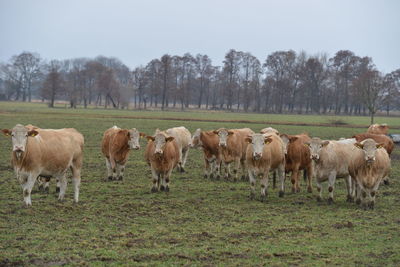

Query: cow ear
left=212, top=130, right=219, bottom=134
left=264, top=137, right=272, bottom=144
left=28, top=130, right=38, bottom=137
left=140, top=132, right=146, bottom=138
left=376, top=143, right=384, bottom=149
left=289, top=136, right=298, bottom=142
left=228, top=131, right=234, bottom=135
left=245, top=137, right=252, bottom=143
left=166, top=136, right=174, bottom=142
left=354, top=143, right=363, bottom=149
left=146, top=136, right=155, bottom=141
left=2, top=129, right=11, bottom=136
left=321, top=141, right=329, bottom=147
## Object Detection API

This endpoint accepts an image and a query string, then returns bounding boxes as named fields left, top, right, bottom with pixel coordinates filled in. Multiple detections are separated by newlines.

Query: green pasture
left=0, top=102, right=399, bottom=266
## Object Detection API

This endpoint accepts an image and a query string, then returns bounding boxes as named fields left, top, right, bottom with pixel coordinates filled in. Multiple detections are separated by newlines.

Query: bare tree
left=41, top=60, right=64, bottom=107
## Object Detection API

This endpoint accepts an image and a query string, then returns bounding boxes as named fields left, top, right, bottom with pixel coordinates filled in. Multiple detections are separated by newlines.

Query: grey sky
left=1, top=0, right=399, bottom=72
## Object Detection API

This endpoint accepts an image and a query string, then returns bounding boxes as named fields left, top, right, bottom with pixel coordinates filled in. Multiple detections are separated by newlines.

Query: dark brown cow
left=280, top=133, right=313, bottom=193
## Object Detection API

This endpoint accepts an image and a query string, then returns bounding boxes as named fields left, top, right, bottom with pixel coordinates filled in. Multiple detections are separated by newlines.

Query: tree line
left=0, top=50, right=399, bottom=119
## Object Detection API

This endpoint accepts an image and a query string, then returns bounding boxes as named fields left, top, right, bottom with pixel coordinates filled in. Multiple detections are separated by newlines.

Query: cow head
left=245, top=134, right=272, bottom=160
left=2, top=124, right=38, bottom=157
left=146, top=133, right=174, bottom=155
left=213, top=128, right=233, bottom=148
left=305, top=137, right=329, bottom=161
left=354, top=138, right=383, bottom=165
left=260, top=127, right=279, bottom=135
left=127, top=128, right=146, bottom=150
left=279, top=134, right=298, bottom=154
left=191, top=128, right=202, bottom=148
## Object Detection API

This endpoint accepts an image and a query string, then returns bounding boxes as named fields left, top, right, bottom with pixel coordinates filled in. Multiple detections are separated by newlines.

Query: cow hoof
left=151, top=187, right=158, bottom=193
left=44, top=187, right=49, bottom=194
left=210, top=174, right=214, bottom=179
left=346, top=195, right=354, bottom=203
left=249, top=192, right=255, bottom=200
left=296, top=188, right=301, bottom=193
left=56, top=187, right=60, bottom=193
left=160, top=185, right=165, bottom=191
left=355, top=199, right=361, bottom=205
left=165, top=186, right=170, bottom=192
left=180, top=168, right=185, bottom=173
left=327, top=198, right=334, bottom=205
left=307, top=187, right=313, bottom=193
left=107, top=176, right=113, bottom=181
left=368, top=202, right=375, bottom=210
left=316, top=196, right=322, bottom=202
left=241, top=175, right=246, bottom=181
left=118, top=176, right=123, bottom=181
left=203, top=174, right=208, bottom=179
left=260, top=195, right=266, bottom=202
left=216, top=175, right=221, bottom=180
left=291, top=187, right=296, bottom=193
left=383, top=180, right=390, bottom=185
left=38, top=185, right=43, bottom=191
left=278, top=191, right=284, bottom=198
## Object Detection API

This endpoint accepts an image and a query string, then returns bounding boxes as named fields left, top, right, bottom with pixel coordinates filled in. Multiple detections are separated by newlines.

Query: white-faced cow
left=165, top=126, right=191, bottom=172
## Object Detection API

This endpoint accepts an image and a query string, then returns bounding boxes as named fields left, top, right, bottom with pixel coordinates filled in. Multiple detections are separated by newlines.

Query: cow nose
left=134, top=146, right=140, bottom=150
left=14, top=146, right=23, bottom=152
left=311, top=155, right=318, bottom=160
left=366, top=157, right=375, bottom=163
left=155, top=149, right=163, bottom=154
left=220, top=143, right=226, bottom=147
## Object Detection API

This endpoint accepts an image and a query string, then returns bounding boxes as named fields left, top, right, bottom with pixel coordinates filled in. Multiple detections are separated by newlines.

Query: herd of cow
left=1, top=123, right=394, bottom=210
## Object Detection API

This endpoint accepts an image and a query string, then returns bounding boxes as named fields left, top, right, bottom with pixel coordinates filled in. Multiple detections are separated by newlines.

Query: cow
left=101, top=126, right=145, bottom=181
left=305, top=137, right=356, bottom=204
left=245, top=133, right=285, bottom=201
left=144, top=131, right=180, bottom=192
left=352, top=133, right=394, bottom=185
left=191, top=128, right=221, bottom=179
left=214, top=128, right=255, bottom=181
left=260, top=127, right=280, bottom=135
left=367, top=123, right=389, bottom=135
left=165, top=126, right=191, bottom=172
left=280, top=133, right=313, bottom=193
left=349, top=139, right=391, bottom=209
left=2, top=124, right=84, bottom=206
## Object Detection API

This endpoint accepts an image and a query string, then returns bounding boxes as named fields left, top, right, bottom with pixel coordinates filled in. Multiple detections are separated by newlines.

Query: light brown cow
left=144, top=131, right=180, bottom=192
left=349, top=139, right=391, bottom=209
left=101, top=126, right=145, bottom=181
left=280, top=133, right=313, bottom=193
left=260, top=127, right=280, bottom=135
left=367, top=123, right=389, bottom=135
left=245, top=133, right=285, bottom=201
left=306, top=138, right=356, bottom=203
left=2, top=124, right=84, bottom=206
left=191, top=128, right=221, bottom=179
left=165, top=126, right=191, bottom=172
left=214, top=128, right=255, bottom=181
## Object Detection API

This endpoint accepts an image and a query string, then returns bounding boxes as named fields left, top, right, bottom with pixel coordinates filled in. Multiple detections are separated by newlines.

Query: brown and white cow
left=191, top=128, right=221, bottom=179
left=245, top=133, right=285, bottom=201
left=101, top=126, right=145, bottom=181
left=367, top=123, right=389, bottom=135
left=260, top=127, right=280, bottom=136
left=349, top=139, right=391, bottom=209
left=306, top=137, right=356, bottom=204
left=2, top=124, right=84, bottom=206
left=214, top=128, right=255, bottom=181
left=280, top=133, right=313, bottom=193
left=144, top=131, right=180, bottom=192
left=165, top=126, right=191, bottom=172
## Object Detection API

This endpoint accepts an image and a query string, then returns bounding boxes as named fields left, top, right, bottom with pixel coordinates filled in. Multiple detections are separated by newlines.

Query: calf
left=165, top=126, right=191, bottom=172
left=144, top=131, right=180, bottom=192
left=214, top=128, right=254, bottom=181
left=367, top=123, right=389, bottom=135
left=245, top=133, right=285, bottom=201
left=2, top=124, right=84, bottom=206
left=101, top=126, right=145, bottom=180
left=191, top=128, right=221, bottom=179
left=349, top=139, right=390, bottom=209
left=306, top=138, right=356, bottom=203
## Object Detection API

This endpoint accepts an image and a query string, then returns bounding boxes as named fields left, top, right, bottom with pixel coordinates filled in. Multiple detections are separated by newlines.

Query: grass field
left=0, top=102, right=399, bottom=266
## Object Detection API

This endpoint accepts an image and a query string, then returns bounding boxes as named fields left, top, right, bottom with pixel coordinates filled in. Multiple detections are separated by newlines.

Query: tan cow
left=245, top=133, right=285, bottom=201
left=367, top=123, right=389, bottom=135
left=280, top=133, right=313, bottom=193
left=191, top=128, right=221, bottom=179
left=306, top=138, right=356, bottom=203
left=144, top=131, right=180, bottom=192
left=101, top=126, right=145, bottom=181
left=165, top=126, right=191, bottom=172
left=260, top=127, right=280, bottom=135
left=214, top=128, right=255, bottom=181
left=2, top=124, right=84, bottom=206
left=349, top=139, right=391, bottom=209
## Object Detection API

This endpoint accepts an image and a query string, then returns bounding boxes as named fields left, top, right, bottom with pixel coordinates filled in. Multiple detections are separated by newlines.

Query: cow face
left=191, top=128, right=202, bottom=148
left=2, top=124, right=38, bottom=156
left=147, top=133, right=174, bottom=155
left=306, top=138, right=329, bottom=161
left=245, top=134, right=272, bottom=160
left=279, top=134, right=297, bottom=154
left=127, top=128, right=145, bottom=150
left=214, top=128, right=233, bottom=148
left=354, top=138, right=383, bottom=164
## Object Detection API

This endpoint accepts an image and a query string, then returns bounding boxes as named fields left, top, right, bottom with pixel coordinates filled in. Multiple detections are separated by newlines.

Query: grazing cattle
left=191, top=128, right=221, bottom=179
left=260, top=127, right=279, bottom=135
left=306, top=138, right=356, bottom=203
left=353, top=133, right=394, bottom=185
left=367, top=123, right=389, bottom=135
left=349, top=139, right=390, bottom=209
left=144, top=131, right=180, bottom=192
left=245, top=133, right=285, bottom=201
left=2, top=124, right=84, bottom=206
left=214, top=128, right=255, bottom=181
left=280, top=133, right=313, bottom=193
left=101, top=126, right=145, bottom=180
left=165, top=126, right=191, bottom=172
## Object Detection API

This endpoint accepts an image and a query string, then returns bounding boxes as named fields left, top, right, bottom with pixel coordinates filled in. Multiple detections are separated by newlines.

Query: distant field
left=0, top=102, right=399, bottom=266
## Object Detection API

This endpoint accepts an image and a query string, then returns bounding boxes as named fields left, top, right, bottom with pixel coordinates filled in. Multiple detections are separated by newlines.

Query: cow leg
left=382, top=175, right=389, bottom=185
left=240, top=159, right=247, bottom=181
left=248, top=169, right=256, bottom=200
left=116, top=163, right=125, bottom=181
left=204, top=158, right=211, bottom=179
left=355, top=182, right=362, bottom=205
left=327, top=171, right=337, bottom=204
left=105, top=158, right=113, bottom=180
left=58, top=174, right=67, bottom=201
left=37, top=177, right=44, bottom=191
left=232, top=158, right=240, bottom=182
left=165, top=169, right=173, bottom=192
left=151, top=168, right=159, bottom=193
left=56, top=178, right=60, bottom=193
left=290, top=164, right=300, bottom=193
left=223, top=162, right=230, bottom=180
left=260, top=168, right=270, bottom=202
left=180, top=148, right=189, bottom=173
left=272, top=171, right=276, bottom=189
left=215, top=158, right=221, bottom=179
left=70, top=166, right=81, bottom=203
left=306, top=165, right=313, bottom=193
left=278, top=164, right=285, bottom=197
left=22, top=173, right=37, bottom=206
left=43, top=178, right=50, bottom=193
left=316, top=179, right=323, bottom=202
left=345, top=175, right=353, bottom=202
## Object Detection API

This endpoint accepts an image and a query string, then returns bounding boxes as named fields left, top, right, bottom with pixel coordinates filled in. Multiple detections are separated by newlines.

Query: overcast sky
left=0, top=0, right=399, bottom=72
